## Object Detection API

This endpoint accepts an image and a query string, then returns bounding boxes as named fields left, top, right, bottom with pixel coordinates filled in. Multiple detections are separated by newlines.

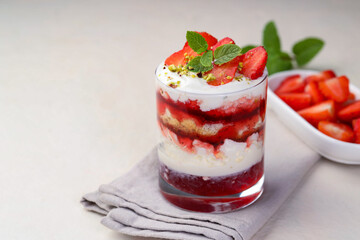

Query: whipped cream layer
left=158, top=132, right=264, bottom=177
left=156, top=62, right=267, bottom=111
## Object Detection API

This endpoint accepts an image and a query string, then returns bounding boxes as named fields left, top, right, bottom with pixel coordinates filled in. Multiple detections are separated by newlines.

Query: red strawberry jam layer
left=161, top=187, right=263, bottom=213
left=157, top=90, right=266, bottom=148
left=157, top=89, right=267, bottom=122
left=159, top=158, right=264, bottom=196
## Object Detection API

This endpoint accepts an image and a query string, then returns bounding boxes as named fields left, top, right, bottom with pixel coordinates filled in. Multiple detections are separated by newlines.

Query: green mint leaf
left=186, top=31, right=208, bottom=54
left=292, top=37, right=324, bottom=66
left=266, top=53, right=293, bottom=75
left=214, top=44, right=241, bottom=65
left=279, top=51, right=292, bottom=61
left=242, top=45, right=257, bottom=54
left=263, top=21, right=281, bottom=54
left=200, top=51, right=213, bottom=67
left=187, top=56, right=213, bottom=73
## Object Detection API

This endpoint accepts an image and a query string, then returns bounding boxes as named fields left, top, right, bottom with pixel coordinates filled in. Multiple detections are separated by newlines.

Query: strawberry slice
left=239, top=46, right=268, bottom=80
left=183, top=32, right=218, bottom=49
left=278, top=93, right=312, bottom=110
left=297, top=100, right=335, bottom=126
left=318, top=121, right=354, bottom=142
left=338, top=100, right=360, bottom=121
left=318, top=76, right=350, bottom=103
left=304, top=82, right=325, bottom=104
left=348, top=92, right=356, bottom=101
left=205, top=37, right=238, bottom=86
left=352, top=118, right=360, bottom=143
left=275, top=74, right=305, bottom=94
left=210, top=37, right=235, bottom=51
left=205, top=56, right=241, bottom=86
left=165, top=45, right=199, bottom=66
left=165, top=48, right=187, bottom=66
left=304, top=70, right=336, bottom=84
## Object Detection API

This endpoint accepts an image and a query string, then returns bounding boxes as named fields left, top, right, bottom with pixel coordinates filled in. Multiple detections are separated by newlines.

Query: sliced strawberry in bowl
left=268, top=69, right=360, bottom=164
left=318, top=121, right=354, bottom=142
left=338, top=100, right=360, bottom=121
left=239, top=46, right=268, bottom=80
left=352, top=118, right=360, bottom=143
left=305, top=82, right=325, bottom=104
left=274, top=74, right=305, bottom=94
left=277, top=93, right=312, bottom=111
left=304, top=70, right=336, bottom=84
left=318, top=76, right=350, bottom=103
left=205, top=56, right=241, bottom=86
left=297, top=100, right=336, bottom=126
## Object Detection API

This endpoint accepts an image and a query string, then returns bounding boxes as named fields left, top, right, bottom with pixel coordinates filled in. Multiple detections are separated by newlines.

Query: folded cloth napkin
left=81, top=111, right=320, bottom=240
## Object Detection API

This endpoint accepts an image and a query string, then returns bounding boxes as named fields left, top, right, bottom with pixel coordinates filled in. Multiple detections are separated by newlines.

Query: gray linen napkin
left=81, top=111, right=320, bottom=240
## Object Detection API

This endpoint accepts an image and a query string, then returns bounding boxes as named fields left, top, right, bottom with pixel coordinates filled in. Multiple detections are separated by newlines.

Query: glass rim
left=155, top=65, right=268, bottom=96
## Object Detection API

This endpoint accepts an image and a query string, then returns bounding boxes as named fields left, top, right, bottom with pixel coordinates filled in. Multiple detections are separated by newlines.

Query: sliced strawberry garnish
left=275, top=74, right=305, bottom=94
left=183, top=32, right=218, bottom=49
left=338, top=100, right=360, bottom=121
left=165, top=48, right=187, bottom=66
left=304, top=70, right=336, bottom=84
left=239, top=46, right=268, bottom=80
left=352, top=118, right=360, bottom=143
left=304, top=82, right=325, bottom=104
left=318, top=121, right=354, bottom=142
left=210, top=37, right=235, bottom=51
left=206, top=56, right=241, bottom=86
left=297, top=100, right=335, bottom=126
left=165, top=45, right=199, bottom=66
left=205, top=37, right=238, bottom=86
left=348, top=92, right=356, bottom=101
left=278, top=93, right=312, bottom=111
left=318, top=76, right=350, bottom=103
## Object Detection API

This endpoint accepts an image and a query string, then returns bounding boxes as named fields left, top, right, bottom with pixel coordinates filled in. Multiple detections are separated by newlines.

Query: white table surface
left=1, top=0, right=359, bottom=239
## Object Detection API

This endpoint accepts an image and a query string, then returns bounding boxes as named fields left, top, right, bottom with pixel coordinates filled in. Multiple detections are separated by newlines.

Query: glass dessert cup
left=156, top=70, right=268, bottom=213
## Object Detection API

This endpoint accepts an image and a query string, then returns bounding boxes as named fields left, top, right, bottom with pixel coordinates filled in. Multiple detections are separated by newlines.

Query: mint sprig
left=292, top=38, right=324, bottom=66
left=214, top=44, right=241, bottom=65
left=200, top=50, right=213, bottom=67
left=186, top=31, right=208, bottom=54
left=187, top=56, right=213, bottom=73
left=185, top=31, right=242, bottom=74
left=242, top=21, right=325, bottom=75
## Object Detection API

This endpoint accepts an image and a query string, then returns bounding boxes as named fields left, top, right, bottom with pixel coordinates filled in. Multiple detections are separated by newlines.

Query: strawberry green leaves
left=185, top=31, right=242, bottom=73
left=214, top=44, right=241, bottom=65
left=293, top=38, right=324, bottom=66
left=242, top=21, right=325, bottom=75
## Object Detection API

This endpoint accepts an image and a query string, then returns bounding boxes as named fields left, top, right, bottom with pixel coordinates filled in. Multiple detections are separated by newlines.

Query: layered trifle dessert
left=156, top=31, right=268, bottom=212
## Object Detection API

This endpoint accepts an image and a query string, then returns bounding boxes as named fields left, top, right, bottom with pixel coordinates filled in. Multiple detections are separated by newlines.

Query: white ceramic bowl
left=268, top=69, right=360, bottom=165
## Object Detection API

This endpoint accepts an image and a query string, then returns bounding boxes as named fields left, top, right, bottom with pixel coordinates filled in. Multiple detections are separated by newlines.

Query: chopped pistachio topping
left=168, top=64, right=177, bottom=72
left=203, top=73, right=216, bottom=82
left=234, top=76, right=242, bottom=81
left=167, top=64, right=190, bottom=76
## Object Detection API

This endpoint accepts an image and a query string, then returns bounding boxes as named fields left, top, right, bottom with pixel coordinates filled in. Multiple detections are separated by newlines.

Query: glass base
left=159, top=174, right=264, bottom=213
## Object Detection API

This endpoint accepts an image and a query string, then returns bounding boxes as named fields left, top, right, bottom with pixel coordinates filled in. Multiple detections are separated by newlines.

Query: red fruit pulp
left=159, top=159, right=264, bottom=197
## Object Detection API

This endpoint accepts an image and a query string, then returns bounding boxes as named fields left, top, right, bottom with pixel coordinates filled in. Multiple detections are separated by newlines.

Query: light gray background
left=0, top=0, right=359, bottom=239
